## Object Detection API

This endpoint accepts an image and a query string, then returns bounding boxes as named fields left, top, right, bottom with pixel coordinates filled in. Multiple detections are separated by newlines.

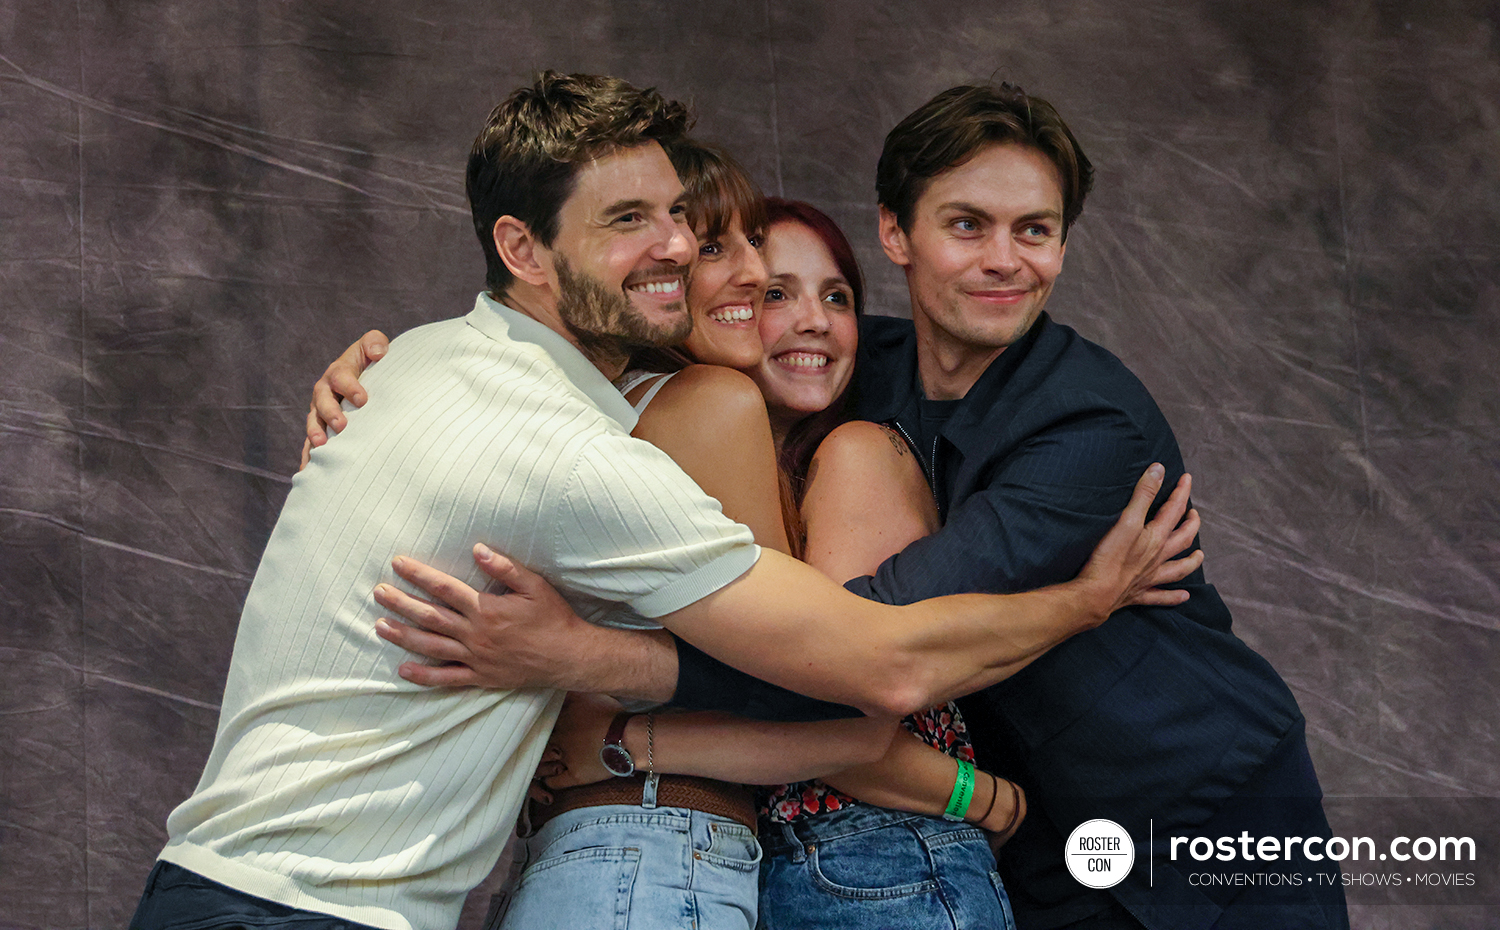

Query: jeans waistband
left=533, top=773, right=757, bottom=834
left=761, top=805, right=964, bottom=857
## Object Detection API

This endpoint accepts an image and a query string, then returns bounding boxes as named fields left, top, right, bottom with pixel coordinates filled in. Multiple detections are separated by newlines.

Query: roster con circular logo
left=1065, top=819, right=1135, bottom=889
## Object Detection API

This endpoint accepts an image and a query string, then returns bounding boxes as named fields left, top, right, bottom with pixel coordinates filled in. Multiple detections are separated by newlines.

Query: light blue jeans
left=493, top=778, right=761, bottom=930
left=758, top=805, right=1016, bottom=930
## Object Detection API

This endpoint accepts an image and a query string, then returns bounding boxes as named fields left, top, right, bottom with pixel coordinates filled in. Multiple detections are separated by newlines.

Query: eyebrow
left=936, top=201, right=1063, bottom=224
left=937, top=201, right=996, bottom=223
left=598, top=198, right=650, bottom=219
left=1017, top=208, right=1063, bottom=224
left=598, top=191, right=690, bottom=221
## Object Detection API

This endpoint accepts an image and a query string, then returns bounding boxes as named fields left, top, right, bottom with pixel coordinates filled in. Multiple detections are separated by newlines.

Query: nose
left=735, top=239, right=769, bottom=292
left=982, top=232, right=1021, bottom=277
left=655, top=214, right=696, bottom=268
left=794, top=294, right=832, bottom=334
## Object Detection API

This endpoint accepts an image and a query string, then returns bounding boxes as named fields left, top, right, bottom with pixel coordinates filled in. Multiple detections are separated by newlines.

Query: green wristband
left=942, top=759, right=976, bottom=822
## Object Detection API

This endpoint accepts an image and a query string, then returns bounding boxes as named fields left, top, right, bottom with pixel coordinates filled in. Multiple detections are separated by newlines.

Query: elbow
left=835, top=607, right=946, bottom=717
left=868, top=682, right=936, bottom=719
left=860, top=718, right=904, bottom=765
left=855, top=655, right=938, bottom=718
left=841, top=729, right=898, bottom=768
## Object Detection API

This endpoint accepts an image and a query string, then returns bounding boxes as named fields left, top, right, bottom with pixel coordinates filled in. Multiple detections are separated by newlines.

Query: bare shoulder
left=648, top=365, right=767, bottom=421
left=814, top=420, right=914, bottom=466
left=809, top=420, right=931, bottom=506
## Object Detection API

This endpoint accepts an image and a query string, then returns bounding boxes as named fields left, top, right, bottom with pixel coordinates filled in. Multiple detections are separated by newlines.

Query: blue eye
left=764, top=286, right=788, bottom=302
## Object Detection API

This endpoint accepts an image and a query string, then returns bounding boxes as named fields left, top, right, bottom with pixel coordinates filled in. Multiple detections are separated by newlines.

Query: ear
left=494, top=216, right=550, bottom=287
left=878, top=206, right=912, bottom=268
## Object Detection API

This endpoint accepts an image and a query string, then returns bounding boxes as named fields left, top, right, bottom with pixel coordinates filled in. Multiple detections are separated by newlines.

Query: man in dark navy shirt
left=668, top=85, right=1349, bottom=930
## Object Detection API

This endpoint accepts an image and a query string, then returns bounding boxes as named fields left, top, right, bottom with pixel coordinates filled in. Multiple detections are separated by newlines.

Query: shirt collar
left=463, top=292, right=639, bottom=432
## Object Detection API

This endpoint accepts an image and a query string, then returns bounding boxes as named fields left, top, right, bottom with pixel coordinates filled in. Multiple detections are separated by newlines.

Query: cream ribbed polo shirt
left=159, top=294, right=759, bottom=930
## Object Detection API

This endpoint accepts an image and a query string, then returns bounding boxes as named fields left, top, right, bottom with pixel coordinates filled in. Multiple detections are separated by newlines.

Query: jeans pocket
left=700, top=822, right=762, bottom=872
left=988, top=871, right=1018, bottom=930
left=499, top=846, right=642, bottom=930
left=806, top=830, right=939, bottom=899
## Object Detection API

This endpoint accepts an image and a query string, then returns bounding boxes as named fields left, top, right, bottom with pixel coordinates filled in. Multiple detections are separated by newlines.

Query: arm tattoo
left=880, top=425, right=909, bottom=456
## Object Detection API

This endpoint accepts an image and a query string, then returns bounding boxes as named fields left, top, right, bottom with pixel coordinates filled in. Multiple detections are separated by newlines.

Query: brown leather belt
left=531, top=774, right=757, bottom=835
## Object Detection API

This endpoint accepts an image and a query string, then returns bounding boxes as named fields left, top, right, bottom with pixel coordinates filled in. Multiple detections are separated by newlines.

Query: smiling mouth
left=707, top=305, right=754, bottom=324
left=627, top=279, right=683, bottom=297
left=773, top=351, right=830, bottom=369
left=967, top=287, right=1032, bottom=303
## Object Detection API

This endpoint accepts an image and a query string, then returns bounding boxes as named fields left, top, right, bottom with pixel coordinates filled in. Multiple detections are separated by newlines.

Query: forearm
left=668, top=551, right=1109, bottom=717
left=888, top=582, right=1108, bottom=708
left=547, top=626, right=680, bottom=703
left=822, top=731, right=1020, bottom=833
left=666, top=466, right=1194, bottom=716
left=619, top=713, right=898, bottom=785
left=823, top=730, right=971, bottom=817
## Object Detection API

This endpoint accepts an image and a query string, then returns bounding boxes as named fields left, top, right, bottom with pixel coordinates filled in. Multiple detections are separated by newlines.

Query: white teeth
left=630, top=280, right=681, bottom=295
left=780, top=352, right=828, bottom=368
left=708, top=306, right=754, bottom=323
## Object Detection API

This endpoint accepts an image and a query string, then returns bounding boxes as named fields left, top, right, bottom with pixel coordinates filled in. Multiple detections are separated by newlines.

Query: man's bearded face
left=555, top=253, right=692, bottom=358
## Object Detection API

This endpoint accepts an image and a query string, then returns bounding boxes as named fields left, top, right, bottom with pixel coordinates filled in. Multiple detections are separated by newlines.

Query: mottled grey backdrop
left=2, top=1, right=1497, bottom=927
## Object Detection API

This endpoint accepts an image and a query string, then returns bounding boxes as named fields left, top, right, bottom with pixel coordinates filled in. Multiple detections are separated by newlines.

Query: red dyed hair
left=763, top=198, right=866, bottom=555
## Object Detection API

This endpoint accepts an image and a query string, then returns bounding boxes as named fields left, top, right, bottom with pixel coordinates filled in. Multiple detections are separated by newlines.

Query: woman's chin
left=767, top=395, right=834, bottom=422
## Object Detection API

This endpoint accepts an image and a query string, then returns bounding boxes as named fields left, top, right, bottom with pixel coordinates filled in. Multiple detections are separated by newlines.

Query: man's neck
left=912, top=316, right=1006, bottom=401
left=495, top=288, right=630, bottom=381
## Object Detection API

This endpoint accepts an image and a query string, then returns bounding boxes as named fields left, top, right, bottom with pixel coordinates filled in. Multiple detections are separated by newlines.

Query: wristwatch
left=600, top=712, right=636, bottom=777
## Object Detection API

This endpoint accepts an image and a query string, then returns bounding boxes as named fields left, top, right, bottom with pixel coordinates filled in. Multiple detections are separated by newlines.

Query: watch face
left=600, top=743, right=634, bottom=778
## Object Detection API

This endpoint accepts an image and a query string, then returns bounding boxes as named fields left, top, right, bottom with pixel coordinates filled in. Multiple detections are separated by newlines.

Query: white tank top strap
left=631, top=371, right=679, bottom=414
left=614, top=369, right=662, bottom=396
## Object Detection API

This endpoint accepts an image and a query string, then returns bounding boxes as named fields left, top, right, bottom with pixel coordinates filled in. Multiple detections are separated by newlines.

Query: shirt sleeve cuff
left=629, top=545, right=761, bottom=619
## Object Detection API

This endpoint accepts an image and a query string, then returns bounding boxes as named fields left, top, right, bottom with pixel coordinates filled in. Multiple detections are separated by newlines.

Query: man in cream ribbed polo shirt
left=132, top=74, right=759, bottom=930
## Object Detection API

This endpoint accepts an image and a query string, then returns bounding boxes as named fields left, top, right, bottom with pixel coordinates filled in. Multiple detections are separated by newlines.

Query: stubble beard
left=934, top=285, right=1045, bottom=351
left=555, top=255, right=692, bottom=370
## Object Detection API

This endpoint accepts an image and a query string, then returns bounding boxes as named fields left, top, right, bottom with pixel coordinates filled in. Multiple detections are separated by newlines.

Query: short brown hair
left=876, top=83, right=1093, bottom=240
left=467, top=72, right=692, bottom=297
left=666, top=138, right=768, bottom=244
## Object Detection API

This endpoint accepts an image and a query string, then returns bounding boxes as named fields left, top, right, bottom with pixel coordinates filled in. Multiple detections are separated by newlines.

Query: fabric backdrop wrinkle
left=0, top=1, right=1495, bottom=927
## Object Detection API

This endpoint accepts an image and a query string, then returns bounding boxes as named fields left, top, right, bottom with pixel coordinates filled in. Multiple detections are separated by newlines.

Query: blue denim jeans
left=129, top=861, right=382, bottom=929
left=758, top=805, right=1016, bottom=930
left=493, top=783, right=761, bottom=930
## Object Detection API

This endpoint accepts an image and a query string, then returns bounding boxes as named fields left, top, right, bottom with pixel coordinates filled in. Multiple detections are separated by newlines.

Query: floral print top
left=761, top=702, right=975, bottom=824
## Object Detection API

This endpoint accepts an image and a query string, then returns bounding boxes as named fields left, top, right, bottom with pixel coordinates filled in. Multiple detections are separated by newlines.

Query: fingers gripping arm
left=373, top=544, right=679, bottom=701
left=300, top=329, right=389, bottom=469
